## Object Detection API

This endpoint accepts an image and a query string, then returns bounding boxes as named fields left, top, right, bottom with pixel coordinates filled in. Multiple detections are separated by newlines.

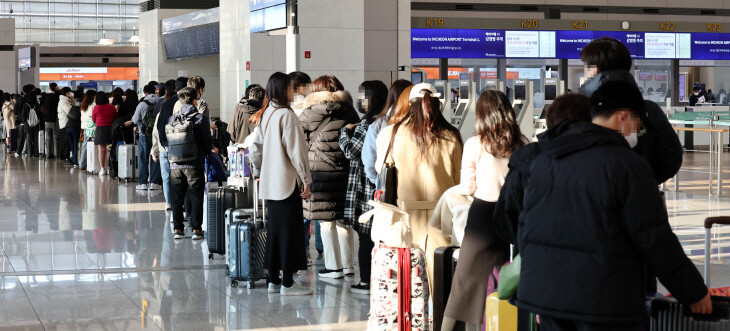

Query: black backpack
left=165, top=111, right=199, bottom=163
left=140, top=100, right=155, bottom=136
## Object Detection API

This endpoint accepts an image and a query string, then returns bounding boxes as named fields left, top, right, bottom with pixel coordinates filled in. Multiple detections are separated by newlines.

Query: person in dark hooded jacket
left=299, top=75, right=360, bottom=279
left=516, top=81, right=711, bottom=330
left=578, top=37, right=682, bottom=184
left=227, top=84, right=264, bottom=144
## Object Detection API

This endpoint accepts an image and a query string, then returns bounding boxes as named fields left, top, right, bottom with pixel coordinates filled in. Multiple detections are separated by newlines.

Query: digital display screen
left=460, top=86, right=469, bottom=99
left=435, top=85, right=445, bottom=97
left=545, top=85, right=557, bottom=101
left=163, top=23, right=220, bottom=60
left=412, top=28, right=721, bottom=59
left=250, top=3, right=287, bottom=33
left=249, top=0, right=286, bottom=11
left=455, top=104, right=467, bottom=116
left=18, top=47, right=32, bottom=69
left=514, top=85, right=526, bottom=100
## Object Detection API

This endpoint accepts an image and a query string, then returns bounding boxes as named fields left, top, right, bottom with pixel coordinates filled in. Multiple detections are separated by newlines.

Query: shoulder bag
left=376, top=125, right=399, bottom=205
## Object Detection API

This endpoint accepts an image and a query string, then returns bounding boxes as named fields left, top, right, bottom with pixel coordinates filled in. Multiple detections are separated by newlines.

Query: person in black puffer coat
left=299, top=75, right=360, bottom=279
left=516, top=82, right=711, bottom=330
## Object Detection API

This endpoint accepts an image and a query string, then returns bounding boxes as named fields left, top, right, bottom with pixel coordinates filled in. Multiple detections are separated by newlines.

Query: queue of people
left=0, top=36, right=713, bottom=329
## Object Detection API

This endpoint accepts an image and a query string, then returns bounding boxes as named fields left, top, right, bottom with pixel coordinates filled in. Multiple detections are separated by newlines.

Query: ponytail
left=249, top=96, right=269, bottom=126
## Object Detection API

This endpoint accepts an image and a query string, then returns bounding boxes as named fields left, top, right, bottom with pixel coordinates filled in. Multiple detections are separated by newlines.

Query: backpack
left=25, top=103, right=39, bottom=127
left=141, top=100, right=155, bottom=136
left=67, top=105, right=81, bottom=121
left=165, top=111, right=199, bottom=164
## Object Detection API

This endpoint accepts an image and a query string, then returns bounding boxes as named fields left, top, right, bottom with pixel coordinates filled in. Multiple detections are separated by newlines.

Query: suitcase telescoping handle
left=703, top=216, right=730, bottom=287
left=252, top=176, right=265, bottom=222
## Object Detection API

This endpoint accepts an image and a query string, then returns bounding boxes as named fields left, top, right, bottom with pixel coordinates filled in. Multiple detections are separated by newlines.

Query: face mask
left=357, top=99, right=367, bottom=114
left=625, top=132, right=638, bottom=148
left=694, top=92, right=699, bottom=96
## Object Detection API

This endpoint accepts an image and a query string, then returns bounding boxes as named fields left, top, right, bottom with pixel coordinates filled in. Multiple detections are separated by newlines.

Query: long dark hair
left=2, top=92, right=10, bottom=103
left=475, top=90, right=524, bottom=159
left=395, top=90, right=462, bottom=157
left=124, top=89, right=139, bottom=107
left=250, top=72, right=291, bottom=125
left=81, top=90, right=97, bottom=111
left=378, top=80, right=412, bottom=121
left=359, top=80, right=389, bottom=124
left=95, top=92, right=110, bottom=106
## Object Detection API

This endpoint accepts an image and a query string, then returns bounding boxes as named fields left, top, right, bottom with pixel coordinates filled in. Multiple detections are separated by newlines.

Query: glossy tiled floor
left=0, top=148, right=729, bottom=331
left=0, top=150, right=368, bottom=331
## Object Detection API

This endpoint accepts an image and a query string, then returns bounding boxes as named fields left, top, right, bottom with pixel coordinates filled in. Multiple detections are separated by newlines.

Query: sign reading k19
left=250, top=0, right=286, bottom=12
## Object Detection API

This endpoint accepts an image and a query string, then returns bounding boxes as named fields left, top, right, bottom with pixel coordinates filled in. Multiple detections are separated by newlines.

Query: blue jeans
left=138, top=135, right=150, bottom=185
left=65, top=127, right=80, bottom=165
left=150, top=153, right=162, bottom=185
left=314, top=220, right=323, bottom=252
left=160, top=149, right=171, bottom=205
left=79, top=135, right=91, bottom=168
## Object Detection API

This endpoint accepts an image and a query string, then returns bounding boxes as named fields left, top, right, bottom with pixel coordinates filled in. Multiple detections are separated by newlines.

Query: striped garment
left=339, top=118, right=375, bottom=234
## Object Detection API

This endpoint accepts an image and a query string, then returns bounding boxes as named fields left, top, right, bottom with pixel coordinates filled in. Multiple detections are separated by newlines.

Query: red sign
left=480, top=71, right=498, bottom=79
left=304, top=51, right=311, bottom=59
left=246, top=61, right=250, bottom=70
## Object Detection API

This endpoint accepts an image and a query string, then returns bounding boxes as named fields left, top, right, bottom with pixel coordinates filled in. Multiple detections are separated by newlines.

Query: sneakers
left=14, top=153, right=19, bottom=157
left=344, top=268, right=355, bottom=276
left=350, top=282, right=370, bottom=295
left=63, top=160, right=74, bottom=166
left=148, top=183, right=162, bottom=190
left=173, top=230, right=184, bottom=239
left=98, top=168, right=106, bottom=176
left=268, top=282, right=282, bottom=293
left=136, top=184, right=149, bottom=191
left=191, top=230, right=204, bottom=240
left=280, top=283, right=313, bottom=296
left=318, top=269, right=344, bottom=279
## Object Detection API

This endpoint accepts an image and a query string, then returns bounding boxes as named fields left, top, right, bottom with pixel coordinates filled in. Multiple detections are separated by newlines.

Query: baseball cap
left=409, top=83, right=441, bottom=101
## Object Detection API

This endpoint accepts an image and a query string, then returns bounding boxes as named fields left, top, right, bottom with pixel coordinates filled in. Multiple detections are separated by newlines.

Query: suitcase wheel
left=208, top=253, right=214, bottom=260
left=247, top=281, right=255, bottom=289
left=231, top=280, right=238, bottom=288
left=225, top=266, right=229, bottom=276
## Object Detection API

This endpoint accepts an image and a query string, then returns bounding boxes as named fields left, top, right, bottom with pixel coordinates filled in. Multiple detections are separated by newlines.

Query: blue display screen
left=250, top=3, right=287, bottom=33
left=411, top=28, right=505, bottom=58
left=691, top=33, right=730, bottom=60
left=412, top=28, right=730, bottom=60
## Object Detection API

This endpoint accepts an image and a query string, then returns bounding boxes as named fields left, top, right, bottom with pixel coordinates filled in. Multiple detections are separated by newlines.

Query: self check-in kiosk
left=451, top=79, right=477, bottom=139
left=534, top=78, right=563, bottom=138
left=434, top=80, right=452, bottom=123
left=513, top=79, right=534, bottom=141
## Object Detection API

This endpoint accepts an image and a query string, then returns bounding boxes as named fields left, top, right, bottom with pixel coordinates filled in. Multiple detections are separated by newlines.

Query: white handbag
left=359, top=200, right=412, bottom=248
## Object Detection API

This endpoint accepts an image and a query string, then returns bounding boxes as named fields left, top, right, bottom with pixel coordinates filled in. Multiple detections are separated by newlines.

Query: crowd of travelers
left=0, top=37, right=714, bottom=329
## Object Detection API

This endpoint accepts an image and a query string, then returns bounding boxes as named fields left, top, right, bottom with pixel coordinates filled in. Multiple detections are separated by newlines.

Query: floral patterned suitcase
left=369, top=243, right=429, bottom=331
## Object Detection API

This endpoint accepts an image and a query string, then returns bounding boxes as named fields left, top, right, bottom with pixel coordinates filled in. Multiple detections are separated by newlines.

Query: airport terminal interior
left=1, top=0, right=730, bottom=330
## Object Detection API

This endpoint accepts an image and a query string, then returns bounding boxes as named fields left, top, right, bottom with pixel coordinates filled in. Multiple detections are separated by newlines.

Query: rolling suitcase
left=369, top=243, right=429, bottom=331
left=117, top=144, right=137, bottom=182
left=226, top=181, right=267, bottom=289
left=649, top=216, right=730, bottom=330
left=207, top=185, right=253, bottom=259
left=37, top=130, right=46, bottom=157
left=86, top=141, right=101, bottom=174
left=434, top=246, right=460, bottom=331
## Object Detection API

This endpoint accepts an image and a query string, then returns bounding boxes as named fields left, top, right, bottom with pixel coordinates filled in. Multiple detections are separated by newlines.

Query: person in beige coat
left=250, top=72, right=314, bottom=296
left=375, top=83, right=463, bottom=290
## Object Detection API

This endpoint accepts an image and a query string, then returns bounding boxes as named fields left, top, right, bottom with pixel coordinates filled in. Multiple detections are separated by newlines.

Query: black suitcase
left=433, top=246, right=460, bottom=331
left=649, top=216, right=730, bottom=330
left=207, top=184, right=253, bottom=259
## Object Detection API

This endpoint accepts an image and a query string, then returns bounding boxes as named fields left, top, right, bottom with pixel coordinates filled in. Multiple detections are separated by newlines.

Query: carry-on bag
left=86, top=141, right=101, bottom=174
left=207, top=185, right=253, bottom=259
left=369, top=243, right=429, bottom=331
left=117, top=144, right=137, bottom=182
left=649, top=216, right=730, bottom=330
left=226, top=182, right=267, bottom=289
left=37, top=130, right=46, bottom=157
left=433, top=246, right=460, bottom=331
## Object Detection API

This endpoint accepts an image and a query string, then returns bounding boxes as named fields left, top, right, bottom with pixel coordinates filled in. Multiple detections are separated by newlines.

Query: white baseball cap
left=409, top=83, right=441, bottom=101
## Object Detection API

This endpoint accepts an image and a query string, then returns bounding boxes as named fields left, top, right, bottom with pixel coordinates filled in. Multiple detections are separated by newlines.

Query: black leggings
left=357, top=230, right=374, bottom=283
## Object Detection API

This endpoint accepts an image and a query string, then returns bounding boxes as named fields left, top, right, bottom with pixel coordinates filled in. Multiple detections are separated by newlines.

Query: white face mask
left=625, top=132, right=638, bottom=148
left=694, top=92, right=700, bottom=96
